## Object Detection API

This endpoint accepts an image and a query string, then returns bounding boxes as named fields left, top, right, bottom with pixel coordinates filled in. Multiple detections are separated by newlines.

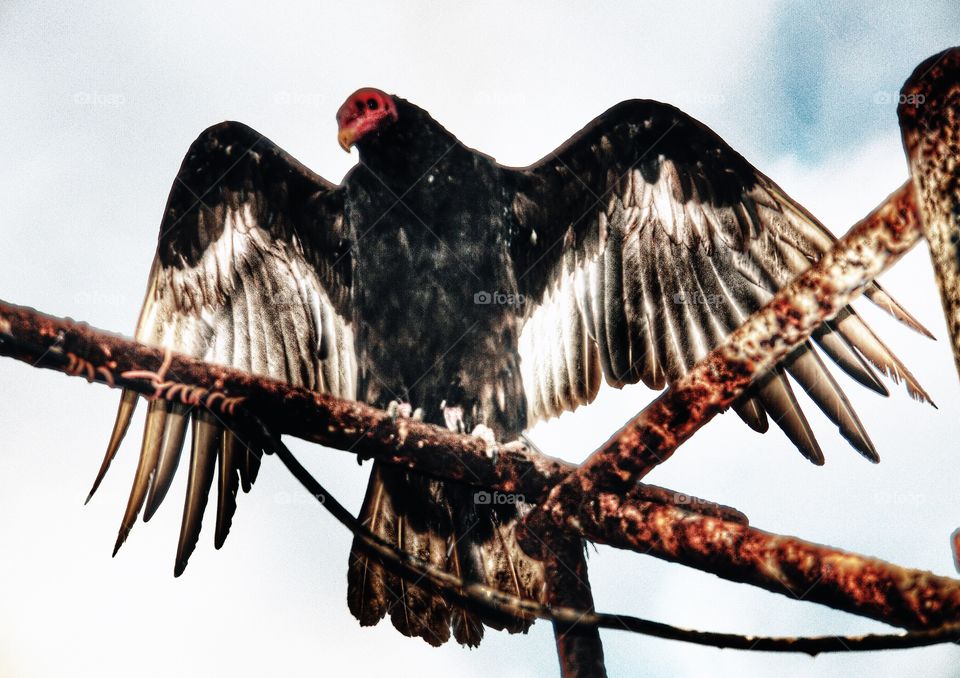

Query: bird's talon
left=470, top=424, right=499, bottom=459
left=387, top=400, right=414, bottom=423
left=443, top=405, right=465, bottom=433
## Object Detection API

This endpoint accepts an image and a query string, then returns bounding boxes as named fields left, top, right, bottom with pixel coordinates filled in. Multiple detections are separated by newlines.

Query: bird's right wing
left=509, top=100, right=933, bottom=464
left=90, top=122, right=357, bottom=575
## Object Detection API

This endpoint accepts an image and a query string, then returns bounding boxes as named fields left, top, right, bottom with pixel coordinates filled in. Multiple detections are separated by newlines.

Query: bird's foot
left=386, top=400, right=423, bottom=422
left=442, top=404, right=466, bottom=434
left=360, top=401, right=421, bottom=465
left=387, top=400, right=411, bottom=421
left=470, top=424, right=499, bottom=463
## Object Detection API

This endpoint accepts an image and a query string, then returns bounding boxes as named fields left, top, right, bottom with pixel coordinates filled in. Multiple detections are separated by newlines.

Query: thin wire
left=245, top=412, right=960, bottom=655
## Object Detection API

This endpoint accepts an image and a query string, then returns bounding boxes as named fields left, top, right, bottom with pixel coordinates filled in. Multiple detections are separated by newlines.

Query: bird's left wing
left=89, top=122, right=356, bottom=574
left=507, top=99, right=932, bottom=463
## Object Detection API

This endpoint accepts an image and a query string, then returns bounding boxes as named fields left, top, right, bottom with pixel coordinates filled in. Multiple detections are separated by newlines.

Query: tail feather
left=348, top=464, right=451, bottom=645
left=87, top=389, right=139, bottom=504
left=445, top=483, right=487, bottom=645
left=834, top=310, right=934, bottom=405
left=449, top=484, right=518, bottom=635
left=732, top=396, right=769, bottom=433
left=95, top=391, right=256, bottom=571
left=214, top=429, right=242, bottom=550
left=865, top=282, right=935, bottom=339
left=348, top=552, right=389, bottom=626
left=391, top=511, right=451, bottom=646
left=347, top=462, right=544, bottom=647
left=239, top=438, right=261, bottom=493
left=113, top=398, right=167, bottom=555
left=756, top=368, right=824, bottom=465
left=813, top=324, right=889, bottom=397
left=448, top=542, right=484, bottom=647
left=485, top=505, right=544, bottom=631
left=174, top=412, right=219, bottom=576
left=384, top=470, right=451, bottom=646
left=451, top=486, right=541, bottom=634
left=144, top=402, right=189, bottom=521
left=347, top=463, right=392, bottom=627
left=785, top=347, right=878, bottom=462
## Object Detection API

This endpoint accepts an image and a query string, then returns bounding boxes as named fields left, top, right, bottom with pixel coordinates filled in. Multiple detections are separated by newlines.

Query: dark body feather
left=345, top=102, right=543, bottom=646
left=347, top=104, right=525, bottom=435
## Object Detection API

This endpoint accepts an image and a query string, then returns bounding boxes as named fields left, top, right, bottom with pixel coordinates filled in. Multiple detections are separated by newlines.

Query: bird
left=90, top=86, right=934, bottom=648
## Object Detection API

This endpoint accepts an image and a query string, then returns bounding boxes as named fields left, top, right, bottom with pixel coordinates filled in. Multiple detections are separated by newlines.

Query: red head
left=336, top=87, right=399, bottom=152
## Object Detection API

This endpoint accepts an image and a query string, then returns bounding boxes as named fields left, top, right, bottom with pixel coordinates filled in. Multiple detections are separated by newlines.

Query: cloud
left=740, top=0, right=960, bottom=163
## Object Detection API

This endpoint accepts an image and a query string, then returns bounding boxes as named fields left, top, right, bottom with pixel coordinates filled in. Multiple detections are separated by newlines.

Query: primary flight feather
left=91, top=87, right=933, bottom=647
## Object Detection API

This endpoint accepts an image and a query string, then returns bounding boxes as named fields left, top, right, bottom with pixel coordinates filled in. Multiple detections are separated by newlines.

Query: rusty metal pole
left=543, top=536, right=607, bottom=678
left=564, top=491, right=960, bottom=632
left=0, top=299, right=741, bottom=518
left=7, top=296, right=960, bottom=642
left=899, top=46, right=960, bottom=570
left=899, top=47, right=960, bottom=380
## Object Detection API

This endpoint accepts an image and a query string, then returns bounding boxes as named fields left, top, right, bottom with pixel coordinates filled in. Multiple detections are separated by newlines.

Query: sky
left=1, top=2, right=959, bottom=676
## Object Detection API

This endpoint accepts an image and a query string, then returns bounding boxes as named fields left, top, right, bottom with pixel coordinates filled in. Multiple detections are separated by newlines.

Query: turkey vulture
left=90, top=87, right=933, bottom=647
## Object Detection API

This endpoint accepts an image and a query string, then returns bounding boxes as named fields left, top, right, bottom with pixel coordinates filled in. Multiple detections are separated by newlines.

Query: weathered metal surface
left=9, top=294, right=960, bottom=638
left=899, top=48, right=960, bottom=380
left=567, top=491, right=960, bottom=632
left=0, top=298, right=745, bottom=513
left=528, top=182, right=922, bottom=536
left=899, top=46, right=960, bottom=574
left=543, top=534, right=607, bottom=678
left=0, top=300, right=550, bottom=490
left=273, top=432, right=960, bottom=655
left=8, top=291, right=960, bottom=635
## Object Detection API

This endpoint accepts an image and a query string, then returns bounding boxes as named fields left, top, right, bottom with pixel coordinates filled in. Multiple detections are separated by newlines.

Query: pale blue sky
left=753, top=1, right=959, bottom=161
left=1, top=2, right=959, bottom=677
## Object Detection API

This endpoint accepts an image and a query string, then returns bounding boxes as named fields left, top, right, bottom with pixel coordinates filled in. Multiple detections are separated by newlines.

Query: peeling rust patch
left=900, top=48, right=960, bottom=383
left=570, top=496, right=960, bottom=632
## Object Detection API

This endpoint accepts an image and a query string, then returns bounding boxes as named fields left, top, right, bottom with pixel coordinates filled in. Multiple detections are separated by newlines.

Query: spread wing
left=509, top=99, right=933, bottom=464
left=88, top=122, right=357, bottom=574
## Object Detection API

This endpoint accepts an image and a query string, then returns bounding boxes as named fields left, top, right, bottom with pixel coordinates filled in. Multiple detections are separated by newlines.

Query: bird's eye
left=367, top=98, right=379, bottom=110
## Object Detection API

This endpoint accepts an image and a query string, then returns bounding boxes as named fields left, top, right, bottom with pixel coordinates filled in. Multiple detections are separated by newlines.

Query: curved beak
left=338, top=126, right=357, bottom=152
